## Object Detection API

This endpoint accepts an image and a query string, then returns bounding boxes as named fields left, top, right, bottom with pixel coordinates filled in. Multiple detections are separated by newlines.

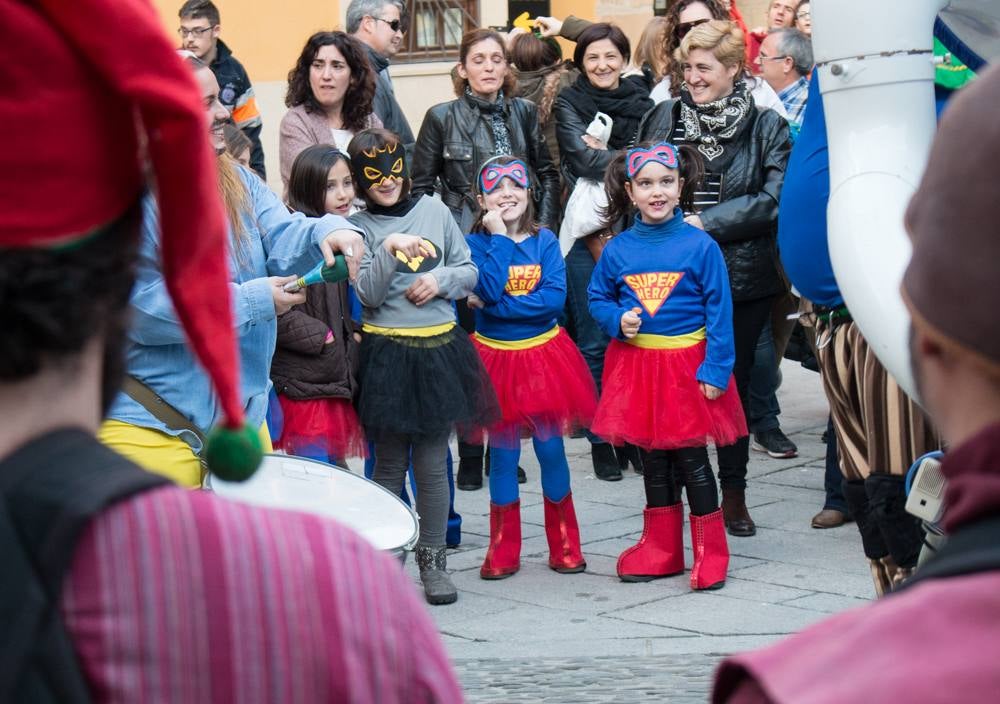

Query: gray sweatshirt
left=351, top=196, right=477, bottom=329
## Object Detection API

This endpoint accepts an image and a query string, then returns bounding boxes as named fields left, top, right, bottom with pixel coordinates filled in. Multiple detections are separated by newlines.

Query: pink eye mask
left=479, top=159, right=530, bottom=193
left=626, top=143, right=679, bottom=178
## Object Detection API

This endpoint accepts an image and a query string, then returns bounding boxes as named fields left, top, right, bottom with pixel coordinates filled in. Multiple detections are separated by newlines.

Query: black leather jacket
left=412, top=92, right=560, bottom=232
left=637, top=99, right=792, bottom=302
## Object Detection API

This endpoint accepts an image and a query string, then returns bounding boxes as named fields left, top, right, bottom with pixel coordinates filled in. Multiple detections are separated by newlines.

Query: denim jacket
left=107, top=166, right=361, bottom=450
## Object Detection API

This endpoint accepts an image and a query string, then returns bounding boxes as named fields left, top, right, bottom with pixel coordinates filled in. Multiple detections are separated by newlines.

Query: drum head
left=206, top=454, right=418, bottom=553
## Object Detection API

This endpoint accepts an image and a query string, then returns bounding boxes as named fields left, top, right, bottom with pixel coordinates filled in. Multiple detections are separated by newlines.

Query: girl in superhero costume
left=465, top=156, right=598, bottom=579
left=588, top=142, right=745, bottom=589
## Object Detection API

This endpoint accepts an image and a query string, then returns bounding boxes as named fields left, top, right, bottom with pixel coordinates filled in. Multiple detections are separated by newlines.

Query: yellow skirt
left=99, top=420, right=273, bottom=488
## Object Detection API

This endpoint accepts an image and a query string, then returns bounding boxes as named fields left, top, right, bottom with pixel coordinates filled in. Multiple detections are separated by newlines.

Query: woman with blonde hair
left=637, top=20, right=791, bottom=537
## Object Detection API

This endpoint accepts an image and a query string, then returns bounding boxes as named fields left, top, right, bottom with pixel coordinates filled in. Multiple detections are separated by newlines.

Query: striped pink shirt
left=60, top=486, right=463, bottom=703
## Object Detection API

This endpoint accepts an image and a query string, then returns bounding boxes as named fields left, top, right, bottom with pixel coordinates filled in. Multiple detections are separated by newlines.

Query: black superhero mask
left=356, top=141, right=408, bottom=191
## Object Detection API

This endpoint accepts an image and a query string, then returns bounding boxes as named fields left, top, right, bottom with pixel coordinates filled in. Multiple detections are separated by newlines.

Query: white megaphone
left=813, top=0, right=947, bottom=401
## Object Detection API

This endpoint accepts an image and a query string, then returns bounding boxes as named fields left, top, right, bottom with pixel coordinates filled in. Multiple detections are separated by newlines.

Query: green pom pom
left=205, top=424, right=263, bottom=482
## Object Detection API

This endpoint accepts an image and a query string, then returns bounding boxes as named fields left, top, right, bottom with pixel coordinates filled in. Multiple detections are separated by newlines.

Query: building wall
left=153, top=0, right=771, bottom=192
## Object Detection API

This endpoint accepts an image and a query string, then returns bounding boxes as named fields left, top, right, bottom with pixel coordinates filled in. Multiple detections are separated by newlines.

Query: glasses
left=675, top=18, right=709, bottom=41
left=373, top=16, right=402, bottom=32
left=177, top=26, right=213, bottom=38
left=757, top=52, right=788, bottom=62
left=796, top=11, right=811, bottom=19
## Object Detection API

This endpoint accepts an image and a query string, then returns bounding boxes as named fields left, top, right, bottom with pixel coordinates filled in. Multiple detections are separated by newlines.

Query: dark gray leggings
left=372, top=431, right=451, bottom=549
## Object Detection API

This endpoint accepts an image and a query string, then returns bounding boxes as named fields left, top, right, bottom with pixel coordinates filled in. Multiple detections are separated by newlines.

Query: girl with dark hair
left=279, top=31, right=381, bottom=195
left=588, top=142, right=744, bottom=590
left=552, top=21, right=654, bottom=482
left=465, top=156, right=596, bottom=580
left=637, top=21, right=792, bottom=537
left=348, top=128, right=500, bottom=606
left=270, top=145, right=365, bottom=464
left=413, top=27, right=560, bottom=490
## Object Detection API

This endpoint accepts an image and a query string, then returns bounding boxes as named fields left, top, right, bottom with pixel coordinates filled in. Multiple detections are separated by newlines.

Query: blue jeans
left=748, top=317, right=782, bottom=434
left=564, top=238, right=610, bottom=445
left=823, top=415, right=848, bottom=513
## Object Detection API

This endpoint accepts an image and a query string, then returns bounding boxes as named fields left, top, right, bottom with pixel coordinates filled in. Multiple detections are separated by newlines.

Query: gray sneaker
left=415, top=546, right=458, bottom=605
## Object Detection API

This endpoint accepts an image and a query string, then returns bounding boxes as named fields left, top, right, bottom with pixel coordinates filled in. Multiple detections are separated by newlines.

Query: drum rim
left=204, top=452, right=419, bottom=551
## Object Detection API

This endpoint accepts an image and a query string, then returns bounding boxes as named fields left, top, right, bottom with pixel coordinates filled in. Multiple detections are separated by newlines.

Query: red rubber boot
left=616, top=503, right=685, bottom=582
left=480, top=500, right=521, bottom=580
left=543, top=493, right=587, bottom=573
left=689, top=508, right=729, bottom=590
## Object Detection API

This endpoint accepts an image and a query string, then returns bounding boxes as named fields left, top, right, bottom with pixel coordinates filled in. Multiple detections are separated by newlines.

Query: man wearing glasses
left=178, top=0, right=266, bottom=179
left=347, top=0, right=415, bottom=155
left=747, top=0, right=799, bottom=73
left=757, top=28, right=813, bottom=136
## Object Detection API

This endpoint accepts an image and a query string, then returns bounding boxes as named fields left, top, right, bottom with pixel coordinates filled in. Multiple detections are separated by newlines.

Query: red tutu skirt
left=274, top=395, right=368, bottom=459
left=471, top=327, right=597, bottom=448
left=591, top=339, right=747, bottom=451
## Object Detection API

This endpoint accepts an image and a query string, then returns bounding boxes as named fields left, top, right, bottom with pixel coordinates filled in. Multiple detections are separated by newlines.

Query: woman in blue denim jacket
left=101, top=154, right=363, bottom=487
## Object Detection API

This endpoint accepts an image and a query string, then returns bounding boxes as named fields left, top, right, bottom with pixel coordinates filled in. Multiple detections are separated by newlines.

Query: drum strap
left=0, top=429, right=170, bottom=703
left=122, top=375, right=208, bottom=463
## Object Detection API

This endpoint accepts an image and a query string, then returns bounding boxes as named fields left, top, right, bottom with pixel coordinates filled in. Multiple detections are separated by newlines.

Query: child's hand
left=699, top=382, right=723, bottom=400
left=384, top=233, right=436, bottom=260
left=620, top=307, right=642, bottom=338
left=684, top=214, right=704, bottom=230
left=483, top=209, right=507, bottom=235
left=406, top=273, right=440, bottom=306
left=466, top=293, right=484, bottom=309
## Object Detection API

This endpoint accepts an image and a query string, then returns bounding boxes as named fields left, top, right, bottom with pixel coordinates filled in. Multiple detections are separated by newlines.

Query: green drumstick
left=283, top=255, right=349, bottom=292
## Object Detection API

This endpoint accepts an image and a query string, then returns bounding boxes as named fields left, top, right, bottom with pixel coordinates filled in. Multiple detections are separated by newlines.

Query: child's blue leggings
left=489, top=435, right=571, bottom=506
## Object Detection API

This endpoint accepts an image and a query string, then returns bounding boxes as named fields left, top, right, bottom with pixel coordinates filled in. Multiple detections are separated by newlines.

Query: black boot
left=415, top=546, right=458, bottom=605
left=592, top=442, right=622, bottom=481
left=457, top=456, right=483, bottom=491
left=457, top=441, right=484, bottom=491
left=484, top=448, right=527, bottom=483
left=614, top=444, right=645, bottom=475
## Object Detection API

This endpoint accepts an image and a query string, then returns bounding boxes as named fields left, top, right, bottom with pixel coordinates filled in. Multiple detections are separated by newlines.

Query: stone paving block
left=755, top=464, right=827, bottom=491
left=610, top=592, right=830, bottom=636
left=709, top=576, right=813, bottom=605
left=782, top=591, right=873, bottom=614
left=725, top=525, right=866, bottom=573
left=442, top=602, right=694, bottom=644
left=450, top=561, right=685, bottom=616
left=748, top=498, right=849, bottom=533
left=734, top=560, right=876, bottom=600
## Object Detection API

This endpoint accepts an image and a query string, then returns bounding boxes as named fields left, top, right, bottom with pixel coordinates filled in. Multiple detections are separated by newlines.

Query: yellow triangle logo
left=623, top=272, right=684, bottom=317
left=505, top=264, right=541, bottom=296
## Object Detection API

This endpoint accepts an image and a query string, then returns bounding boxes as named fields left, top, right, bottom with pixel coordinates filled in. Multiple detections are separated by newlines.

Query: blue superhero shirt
left=588, top=211, right=735, bottom=390
left=466, top=227, right=565, bottom=340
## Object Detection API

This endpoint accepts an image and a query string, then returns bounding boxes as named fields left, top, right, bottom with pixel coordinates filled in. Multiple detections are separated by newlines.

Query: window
left=398, top=0, right=479, bottom=62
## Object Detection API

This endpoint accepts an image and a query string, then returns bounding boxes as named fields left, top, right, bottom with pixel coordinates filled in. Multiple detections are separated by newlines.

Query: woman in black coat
left=637, top=20, right=791, bottom=536
left=412, top=28, right=560, bottom=233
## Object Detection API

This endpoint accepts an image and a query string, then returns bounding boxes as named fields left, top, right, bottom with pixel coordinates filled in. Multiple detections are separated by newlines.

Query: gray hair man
left=347, top=0, right=414, bottom=153
left=757, top=27, right=813, bottom=129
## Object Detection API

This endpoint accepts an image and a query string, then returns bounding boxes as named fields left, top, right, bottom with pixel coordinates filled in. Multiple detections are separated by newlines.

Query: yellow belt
left=362, top=321, right=455, bottom=338
left=474, top=325, right=560, bottom=350
left=627, top=327, right=706, bottom=349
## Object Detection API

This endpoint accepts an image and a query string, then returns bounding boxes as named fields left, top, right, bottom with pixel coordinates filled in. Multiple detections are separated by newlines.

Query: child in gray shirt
left=348, top=128, right=499, bottom=606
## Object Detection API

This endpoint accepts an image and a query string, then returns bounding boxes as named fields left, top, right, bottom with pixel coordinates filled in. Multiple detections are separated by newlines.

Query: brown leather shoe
left=811, top=509, right=848, bottom=529
left=721, top=489, right=756, bottom=537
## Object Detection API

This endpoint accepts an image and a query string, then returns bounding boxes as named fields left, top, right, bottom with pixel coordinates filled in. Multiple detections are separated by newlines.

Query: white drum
left=206, top=454, right=419, bottom=555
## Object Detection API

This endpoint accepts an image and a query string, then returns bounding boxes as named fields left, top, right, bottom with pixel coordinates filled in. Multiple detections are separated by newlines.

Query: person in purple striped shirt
left=0, top=2, right=462, bottom=702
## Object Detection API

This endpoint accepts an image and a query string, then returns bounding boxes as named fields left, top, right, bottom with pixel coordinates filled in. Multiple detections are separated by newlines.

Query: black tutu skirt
left=359, top=326, right=501, bottom=440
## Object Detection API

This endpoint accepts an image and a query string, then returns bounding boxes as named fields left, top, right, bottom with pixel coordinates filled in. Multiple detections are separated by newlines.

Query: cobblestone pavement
left=381, top=363, right=871, bottom=701
left=452, top=655, right=723, bottom=703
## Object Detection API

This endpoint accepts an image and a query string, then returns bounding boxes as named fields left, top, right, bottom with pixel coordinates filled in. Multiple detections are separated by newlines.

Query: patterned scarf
left=466, top=86, right=512, bottom=156
left=678, top=79, right=754, bottom=161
